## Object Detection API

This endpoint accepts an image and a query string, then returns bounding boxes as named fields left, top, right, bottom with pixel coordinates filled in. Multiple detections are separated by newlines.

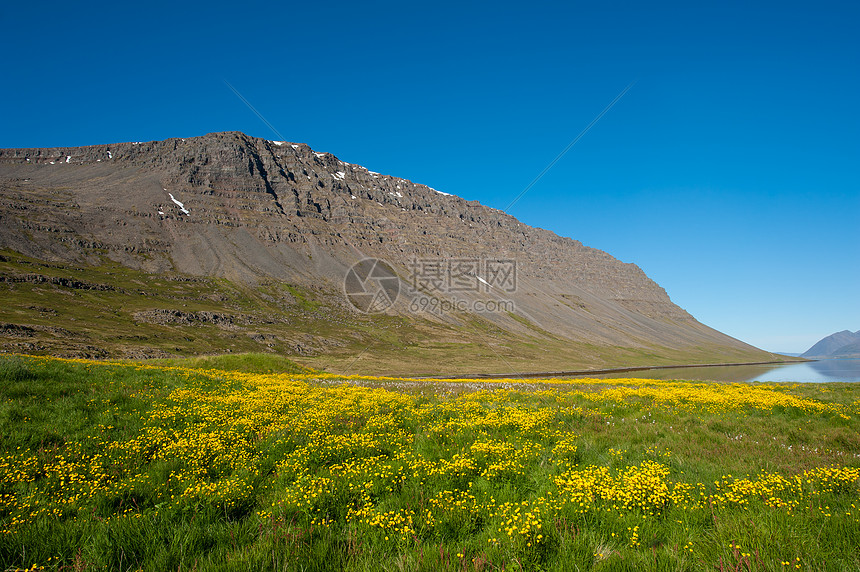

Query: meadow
left=0, top=354, right=858, bottom=571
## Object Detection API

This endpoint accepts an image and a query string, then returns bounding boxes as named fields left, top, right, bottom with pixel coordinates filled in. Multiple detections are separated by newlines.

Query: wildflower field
left=1, top=355, right=859, bottom=571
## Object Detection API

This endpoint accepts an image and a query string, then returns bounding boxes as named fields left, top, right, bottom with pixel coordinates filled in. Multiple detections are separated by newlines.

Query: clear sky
left=1, top=0, right=858, bottom=353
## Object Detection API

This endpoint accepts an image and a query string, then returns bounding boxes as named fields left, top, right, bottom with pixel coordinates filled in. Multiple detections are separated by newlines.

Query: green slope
left=0, top=249, right=784, bottom=375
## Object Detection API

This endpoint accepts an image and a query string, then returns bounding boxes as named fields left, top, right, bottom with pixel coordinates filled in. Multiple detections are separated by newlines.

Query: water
left=576, top=359, right=860, bottom=383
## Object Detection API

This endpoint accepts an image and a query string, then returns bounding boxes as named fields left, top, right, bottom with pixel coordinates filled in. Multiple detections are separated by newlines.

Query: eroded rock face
left=0, top=132, right=758, bottom=353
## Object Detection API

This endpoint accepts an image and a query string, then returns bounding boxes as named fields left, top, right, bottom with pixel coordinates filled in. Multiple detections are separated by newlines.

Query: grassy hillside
left=0, top=248, right=380, bottom=360
left=0, top=251, right=786, bottom=375
left=1, top=355, right=858, bottom=571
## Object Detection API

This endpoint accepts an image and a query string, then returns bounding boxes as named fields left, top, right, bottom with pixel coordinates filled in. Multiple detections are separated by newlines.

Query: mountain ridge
left=0, top=131, right=776, bottom=374
left=802, top=330, right=860, bottom=358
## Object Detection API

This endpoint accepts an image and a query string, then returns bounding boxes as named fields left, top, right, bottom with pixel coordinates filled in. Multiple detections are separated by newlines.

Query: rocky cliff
left=0, top=132, right=772, bottom=373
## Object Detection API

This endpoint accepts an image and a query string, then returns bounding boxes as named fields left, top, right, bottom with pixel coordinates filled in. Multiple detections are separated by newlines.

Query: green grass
left=0, top=356, right=172, bottom=451
left=282, top=284, right=322, bottom=312
left=142, top=352, right=316, bottom=374
left=1, top=355, right=858, bottom=571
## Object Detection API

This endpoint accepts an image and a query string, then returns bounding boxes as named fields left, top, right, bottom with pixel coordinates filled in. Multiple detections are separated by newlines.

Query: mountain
left=0, top=132, right=776, bottom=375
left=802, top=330, right=860, bottom=358
left=831, top=341, right=860, bottom=357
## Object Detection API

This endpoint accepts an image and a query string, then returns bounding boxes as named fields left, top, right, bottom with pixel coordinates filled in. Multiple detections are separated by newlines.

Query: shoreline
left=423, top=359, right=811, bottom=380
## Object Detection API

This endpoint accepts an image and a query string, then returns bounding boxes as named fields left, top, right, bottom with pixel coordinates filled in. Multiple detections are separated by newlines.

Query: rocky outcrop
left=132, top=309, right=257, bottom=328
left=0, top=273, right=117, bottom=291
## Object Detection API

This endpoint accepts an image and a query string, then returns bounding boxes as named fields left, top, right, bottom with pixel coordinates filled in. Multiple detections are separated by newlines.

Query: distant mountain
left=831, top=340, right=860, bottom=358
left=0, top=132, right=775, bottom=374
left=802, top=330, right=860, bottom=358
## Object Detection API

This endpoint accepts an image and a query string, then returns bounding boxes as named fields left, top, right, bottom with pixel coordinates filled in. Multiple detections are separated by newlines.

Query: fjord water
left=580, top=359, right=860, bottom=383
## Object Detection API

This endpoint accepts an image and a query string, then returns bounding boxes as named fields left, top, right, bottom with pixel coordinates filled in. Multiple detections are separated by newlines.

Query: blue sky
left=2, top=0, right=858, bottom=353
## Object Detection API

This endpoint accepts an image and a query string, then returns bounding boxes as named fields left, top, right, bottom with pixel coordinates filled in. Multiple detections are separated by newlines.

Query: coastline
left=424, top=359, right=811, bottom=380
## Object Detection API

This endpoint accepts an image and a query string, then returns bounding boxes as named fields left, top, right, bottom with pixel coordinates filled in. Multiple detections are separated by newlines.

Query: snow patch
left=271, top=141, right=284, bottom=146
left=65, top=155, right=71, bottom=163
left=388, top=191, right=403, bottom=198
left=313, top=152, right=326, bottom=158
left=291, top=144, right=299, bottom=149
left=351, top=195, right=357, bottom=199
left=334, top=171, right=345, bottom=180
left=107, top=151, right=112, bottom=159
left=434, top=189, right=453, bottom=196
left=168, top=193, right=190, bottom=215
